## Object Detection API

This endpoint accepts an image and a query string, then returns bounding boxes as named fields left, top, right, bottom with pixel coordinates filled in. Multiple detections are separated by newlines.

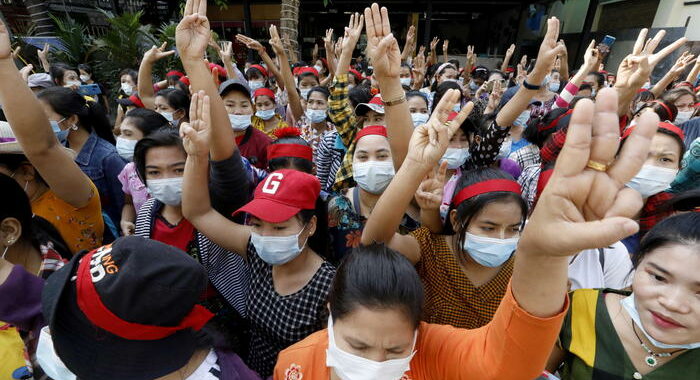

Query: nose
left=657, top=287, right=691, bottom=314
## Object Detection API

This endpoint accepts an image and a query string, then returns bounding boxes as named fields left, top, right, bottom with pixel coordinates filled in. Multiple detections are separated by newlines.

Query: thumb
left=559, top=217, right=639, bottom=253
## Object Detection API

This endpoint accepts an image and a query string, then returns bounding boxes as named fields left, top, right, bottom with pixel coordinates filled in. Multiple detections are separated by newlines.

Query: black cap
left=41, top=236, right=213, bottom=380
left=219, top=78, right=251, bottom=98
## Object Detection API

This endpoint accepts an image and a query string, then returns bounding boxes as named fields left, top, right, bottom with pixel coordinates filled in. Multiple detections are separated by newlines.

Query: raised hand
left=465, top=45, right=476, bottom=70
left=581, top=40, right=599, bottom=71
left=37, top=43, right=49, bottom=62
left=443, top=39, right=449, bottom=53
left=180, top=90, right=211, bottom=158
left=519, top=88, right=658, bottom=257
left=176, top=0, right=211, bottom=61
left=405, top=89, right=473, bottom=167
left=505, top=43, right=515, bottom=58
left=430, top=37, right=440, bottom=51
left=19, top=64, right=33, bottom=81
left=341, top=12, right=364, bottom=56
left=143, top=42, right=175, bottom=63
left=670, top=51, right=695, bottom=77
left=415, top=162, right=448, bottom=211
left=533, top=17, right=567, bottom=76
left=235, top=34, right=265, bottom=55
left=268, top=25, right=286, bottom=57
left=484, top=79, right=504, bottom=114
left=365, top=5, right=403, bottom=80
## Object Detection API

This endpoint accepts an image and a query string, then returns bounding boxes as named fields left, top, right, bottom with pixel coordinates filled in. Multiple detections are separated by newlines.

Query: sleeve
left=117, top=164, right=130, bottom=194
left=602, top=242, right=633, bottom=289
left=415, top=283, right=568, bottom=380
left=209, top=149, right=250, bottom=219
left=0, top=265, right=45, bottom=334
left=466, top=119, right=510, bottom=169
left=410, top=227, right=436, bottom=271
left=553, top=82, right=579, bottom=109
left=315, top=133, right=334, bottom=190
left=103, top=153, right=128, bottom=223
left=670, top=138, right=700, bottom=193
left=328, top=74, right=358, bottom=147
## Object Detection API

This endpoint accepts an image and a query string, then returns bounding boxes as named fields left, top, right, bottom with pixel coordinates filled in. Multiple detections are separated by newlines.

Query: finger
left=371, top=3, right=383, bottom=38
left=558, top=217, right=639, bottom=253
left=632, top=28, right=648, bottom=55
left=189, top=91, right=199, bottom=124
left=587, top=88, right=620, bottom=167
left=196, top=90, right=205, bottom=124
left=377, top=34, right=395, bottom=56
left=432, top=89, right=459, bottom=124
left=604, top=187, right=644, bottom=219
left=184, top=0, right=194, bottom=15
left=202, top=93, right=211, bottom=127
left=447, top=102, right=473, bottom=138
left=163, top=50, right=176, bottom=57
left=644, top=30, right=666, bottom=55
left=651, top=37, right=687, bottom=66
left=437, top=160, right=448, bottom=184
left=363, top=7, right=375, bottom=40
left=428, top=122, right=437, bottom=146
left=553, top=98, right=594, bottom=177
left=607, top=107, right=659, bottom=186
left=160, top=41, right=167, bottom=50
left=381, top=6, right=390, bottom=36
left=197, top=0, right=207, bottom=15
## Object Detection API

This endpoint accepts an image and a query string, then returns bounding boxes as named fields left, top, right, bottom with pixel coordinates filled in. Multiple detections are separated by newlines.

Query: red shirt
left=151, top=215, right=196, bottom=252
left=236, top=127, right=272, bottom=169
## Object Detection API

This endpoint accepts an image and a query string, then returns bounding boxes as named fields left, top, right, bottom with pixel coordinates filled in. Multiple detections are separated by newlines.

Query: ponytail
left=37, top=87, right=115, bottom=144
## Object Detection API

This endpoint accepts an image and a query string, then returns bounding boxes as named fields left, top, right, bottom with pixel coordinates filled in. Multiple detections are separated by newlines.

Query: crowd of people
left=0, top=0, right=698, bottom=379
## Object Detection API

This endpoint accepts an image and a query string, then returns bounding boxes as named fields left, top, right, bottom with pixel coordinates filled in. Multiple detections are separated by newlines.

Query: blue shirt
left=680, top=117, right=700, bottom=149
left=67, top=132, right=126, bottom=228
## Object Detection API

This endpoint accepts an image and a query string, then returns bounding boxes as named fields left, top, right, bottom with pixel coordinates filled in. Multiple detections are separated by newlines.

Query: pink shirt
left=117, top=162, right=150, bottom=213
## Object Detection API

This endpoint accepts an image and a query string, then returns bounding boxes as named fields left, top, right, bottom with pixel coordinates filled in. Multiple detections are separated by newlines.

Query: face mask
left=541, top=74, right=552, bottom=87
left=440, top=148, right=469, bottom=169
left=249, top=80, right=264, bottom=91
left=251, top=227, right=307, bottom=265
left=548, top=81, right=560, bottom=92
left=229, top=114, right=252, bottom=131
left=400, top=77, right=411, bottom=87
left=314, top=65, right=324, bottom=74
left=326, top=315, right=416, bottom=380
left=159, top=111, right=174, bottom=122
left=147, top=177, right=183, bottom=206
left=116, top=137, right=137, bottom=161
left=353, top=160, right=395, bottom=194
left=469, top=81, right=479, bottom=91
left=256, top=108, right=276, bottom=121
left=621, top=294, right=700, bottom=350
left=496, top=139, right=512, bottom=160
left=463, top=232, right=518, bottom=267
left=411, top=112, right=429, bottom=128
left=626, top=165, right=677, bottom=198
left=121, top=82, right=133, bottom=95
left=306, top=108, right=327, bottom=123
left=300, top=88, right=311, bottom=100
left=513, top=110, right=530, bottom=128
left=453, top=103, right=461, bottom=112
left=65, top=80, right=81, bottom=88
left=79, top=74, right=90, bottom=82
left=36, top=327, right=78, bottom=380
left=675, top=110, right=693, bottom=124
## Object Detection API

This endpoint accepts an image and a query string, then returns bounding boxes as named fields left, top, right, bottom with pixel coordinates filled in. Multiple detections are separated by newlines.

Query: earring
left=71, top=124, right=79, bottom=131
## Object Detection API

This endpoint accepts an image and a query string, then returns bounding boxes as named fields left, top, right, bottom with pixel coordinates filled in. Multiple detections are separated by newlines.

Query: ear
left=66, top=114, right=79, bottom=127
left=16, top=164, right=37, bottom=184
left=473, top=135, right=482, bottom=144
left=307, top=215, right=318, bottom=237
left=449, top=209, right=459, bottom=230
left=174, top=109, right=186, bottom=120
left=0, top=217, right=22, bottom=247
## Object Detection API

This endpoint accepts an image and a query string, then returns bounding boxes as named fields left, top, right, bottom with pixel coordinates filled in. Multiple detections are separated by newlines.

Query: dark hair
left=124, top=108, right=170, bottom=136
left=578, top=83, right=593, bottom=93
left=661, top=88, right=697, bottom=109
left=472, top=65, right=490, bottom=81
left=77, top=64, right=93, bottom=76
left=633, top=100, right=677, bottom=122
left=448, top=59, right=461, bottom=69
left=37, top=87, right=115, bottom=144
left=523, top=107, right=570, bottom=148
left=0, top=173, right=33, bottom=246
left=489, top=70, right=506, bottom=81
left=119, top=69, right=138, bottom=85
left=0, top=154, right=46, bottom=186
left=348, top=85, right=373, bottom=109
left=431, top=63, right=458, bottom=92
left=174, top=80, right=190, bottom=94
left=297, top=72, right=320, bottom=85
left=586, top=72, right=605, bottom=88
left=133, top=128, right=184, bottom=184
left=268, top=136, right=314, bottom=174
left=634, top=90, right=656, bottom=106
left=328, top=244, right=425, bottom=327
left=49, top=63, right=77, bottom=86
left=245, top=67, right=267, bottom=82
left=431, top=81, right=463, bottom=113
left=297, top=197, right=330, bottom=260
left=406, top=91, right=428, bottom=108
left=156, top=88, right=191, bottom=119
left=656, top=127, right=686, bottom=165
left=307, top=86, right=330, bottom=102
left=444, top=169, right=528, bottom=247
left=633, top=212, right=700, bottom=269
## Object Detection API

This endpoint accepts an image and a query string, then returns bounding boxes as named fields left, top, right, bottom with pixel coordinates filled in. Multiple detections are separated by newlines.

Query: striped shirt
left=314, top=131, right=344, bottom=192
left=410, top=227, right=514, bottom=329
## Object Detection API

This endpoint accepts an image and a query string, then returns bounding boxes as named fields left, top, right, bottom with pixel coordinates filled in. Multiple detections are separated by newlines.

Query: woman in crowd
left=37, top=87, right=126, bottom=229
left=661, top=87, right=696, bottom=124
left=407, top=90, right=430, bottom=127
left=154, top=88, right=190, bottom=127
left=49, top=63, right=80, bottom=89
left=251, top=87, right=288, bottom=137
left=78, top=63, right=110, bottom=112
left=296, top=86, right=336, bottom=157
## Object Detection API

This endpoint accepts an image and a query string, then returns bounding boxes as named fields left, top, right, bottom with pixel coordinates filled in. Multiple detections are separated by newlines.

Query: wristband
left=522, top=79, right=541, bottom=90
left=384, top=95, right=407, bottom=106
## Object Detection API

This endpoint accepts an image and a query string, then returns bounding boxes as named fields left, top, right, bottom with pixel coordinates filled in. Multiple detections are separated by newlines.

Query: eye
left=250, top=221, right=261, bottom=228
left=660, top=157, right=673, bottom=163
left=174, top=168, right=185, bottom=174
left=273, top=226, right=287, bottom=231
left=480, top=226, right=494, bottom=231
left=649, top=271, right=667, bottom=283
left=147, top=170, right=159, bottom=176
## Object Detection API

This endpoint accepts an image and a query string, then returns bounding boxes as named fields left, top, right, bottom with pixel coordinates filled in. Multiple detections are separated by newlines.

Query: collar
left=72, top=132, right=98, bottom=166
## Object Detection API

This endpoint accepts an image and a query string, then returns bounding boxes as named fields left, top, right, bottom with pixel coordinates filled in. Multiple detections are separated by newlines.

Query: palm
left=535, top=18, right=565, bottom=71
left=364, top=5, right=401, bottom=78
left=181, top=90, right=211, bottom=157
left=176, top=17, right=210, bottom=59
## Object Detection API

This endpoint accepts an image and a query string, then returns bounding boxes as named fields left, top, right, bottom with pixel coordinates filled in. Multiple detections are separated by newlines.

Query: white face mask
left=314, top=65, right=324, bottom=74
left=251, top=227, right=307, bottom=265
left=256, top=108, right=276, bottom=121
left=229, top=114, right=252, bottom=131
left=300, top=88, right=311, bottom=100
left=626, top=164, right=678, bottom=198
left=160, top=111, right=174, bottom=122
left=147, top=177, right=183, bottom=206
left=399, top=77, right=411, bottom=87
left=621, top=294, right=700, bottom=349
left=79, top=74, right=91, bottom=82
left=675, top=110, right=693, bottom=124
left=463, top=232, right=518, bottom=267
left=353, top=160, right=395, bottom=194
left=326, top=315, right=416, bottom=380
left=440, top=147, right=469, bottom=169
left=115, top=137, right=137, bottom=161
left=495, top=139, right=512, bottom=160
left=249, top=80, right=264, bottom=91
left=64, top=80, right=81, bottom=88
left=121, top=82, right=133, bottom=95
left=411, top=112, right=429, bottom=128
left=513, top=110, right=531, bottom=128
left=36, top=327, right=78, bottom=380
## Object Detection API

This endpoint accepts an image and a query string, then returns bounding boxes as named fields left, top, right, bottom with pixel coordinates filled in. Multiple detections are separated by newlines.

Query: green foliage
left=153, top=22, right=183, bottom=77
left=49, top=14, right=96, bottom=65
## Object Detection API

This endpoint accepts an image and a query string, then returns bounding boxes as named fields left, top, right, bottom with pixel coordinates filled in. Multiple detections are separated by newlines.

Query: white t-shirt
left=186, top=349, right=221, bottom=380
left=568, top=241, right=633, bottom=291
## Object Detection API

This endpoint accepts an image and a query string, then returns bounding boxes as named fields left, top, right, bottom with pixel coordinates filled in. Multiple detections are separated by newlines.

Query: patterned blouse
left=245, top=240, right=336, bottom=377
left=295, top=114, right=336, bottom=159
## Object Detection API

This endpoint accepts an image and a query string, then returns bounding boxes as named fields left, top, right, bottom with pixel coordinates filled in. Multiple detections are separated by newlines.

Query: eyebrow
left=648, top=262, right=671, bottom=276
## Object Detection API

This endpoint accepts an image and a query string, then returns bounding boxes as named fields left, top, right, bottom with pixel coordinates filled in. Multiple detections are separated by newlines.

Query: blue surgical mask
left=469, top=81, right=479, bottom=91
left=229, top=114, right=252, bottom=131
left=116, top=137, right=137, bottom=161
left=251, top=227, right=307, bottom=265
left=305, top=108, right=327, bottom=123
left=513, top=110, right=530, bottom=128
left=440, top=147, right=470, bottom=169
left=159, top=111, right=174, bottom=122
left=548, top=81, right=560, bottom=92
left=463, top=232, right=518, bottom=267
left=300, top=88, right=311, bottom=100
left=249, top=80, right=264, bottom=91
left=621, top=294, right=700, bottom=349
left=411, top=112, right=429, bottom=128
left=256, top=108, right=276, bottom=121
left=51, top=119, right=69, bottom=142
left=400, top=77, right=412, bottom=87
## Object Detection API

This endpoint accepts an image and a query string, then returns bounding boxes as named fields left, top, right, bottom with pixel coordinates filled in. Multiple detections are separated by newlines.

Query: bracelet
left=384, top=94, right=407, bottom=107
left=522, top=79, right=541, bottom=90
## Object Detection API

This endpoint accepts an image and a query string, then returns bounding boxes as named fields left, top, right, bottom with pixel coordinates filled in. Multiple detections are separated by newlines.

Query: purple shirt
left=118, top=162, right=151, bottom=213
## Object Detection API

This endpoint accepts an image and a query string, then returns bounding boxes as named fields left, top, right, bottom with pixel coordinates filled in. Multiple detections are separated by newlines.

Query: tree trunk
left=279, top=0, right=299, bottom=58
left=25, top=0, right=53, bottom=36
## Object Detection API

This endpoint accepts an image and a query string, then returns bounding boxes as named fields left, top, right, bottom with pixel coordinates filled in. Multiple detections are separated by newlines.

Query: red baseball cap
left=234, top=169, right=320, bottom=223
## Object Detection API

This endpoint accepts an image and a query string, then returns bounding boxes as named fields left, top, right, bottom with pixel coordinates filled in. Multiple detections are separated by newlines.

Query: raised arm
left=364, top=4, right=413, bottom=169
left=496, top=18, right=566, bottom=128
left=501, top=43, right=515, bottom=72
left=558, top=40, right=569, bottom=81
left=650, top=51, right=695, bottom=97
left=554, top=40, right=598, bottom=109
left=323, top=29, right=337, bottom=75
left=0, top=22, right=93, bottom=208
left=400, top=25, right=416, bottom=63
left=442, top=39, right=449, bottom=64
left=686, top=55, right=700, bottom=84
left=37, top=43, right=50, bottom=73
left=235, top=34, right=285, bottom=90
left=138, top=42, right=176, bottom=110
left=181, top=91, right=251, bottom=256
left=176, top=0, right=236, bottom=161
left=267, top=25, right=303, bottom=121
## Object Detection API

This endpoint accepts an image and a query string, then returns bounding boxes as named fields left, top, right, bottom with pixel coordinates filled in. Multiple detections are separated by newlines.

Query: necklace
left=632, top=323, right=685, bottom=367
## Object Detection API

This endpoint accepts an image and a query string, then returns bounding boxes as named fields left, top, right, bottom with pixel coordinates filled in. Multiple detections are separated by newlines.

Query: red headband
left=622, top=121, right=685, bottom=141
left=253, top=88, right=275, bottom=101
left=267, top=143, right=313, bottom=161
left=355, top=125, right=387, bottom=142
left=349, top=68, right=364, bottom=81
left=179, top=76, right=191, bottom=86
left=166, top=70, right=185, bottom=78
left=249, top=64, right=268, bottom=78
left=653, top=100, right=673, bottom=119
left=297, top=67, right=319, bottom=78
left=451, top=179, right=521, bottom=207
left=75, top=250, right=213, bottom=340
left=539, top=109, right=572, bottom=132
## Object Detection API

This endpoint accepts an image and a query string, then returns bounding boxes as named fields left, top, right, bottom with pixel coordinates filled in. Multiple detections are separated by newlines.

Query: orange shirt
left=32, top=181, right=104, bottom=254
left=274, top=283, right=568, bottom=380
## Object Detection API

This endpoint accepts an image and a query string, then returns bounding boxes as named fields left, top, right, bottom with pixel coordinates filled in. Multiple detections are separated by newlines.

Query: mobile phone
left=601, top=35, right=616, bottom=48
left=78, top=84, right=101, bottom=96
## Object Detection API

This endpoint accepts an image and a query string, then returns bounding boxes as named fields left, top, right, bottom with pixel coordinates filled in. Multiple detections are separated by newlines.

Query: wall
left=653, top=0, right=700, bottom=41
